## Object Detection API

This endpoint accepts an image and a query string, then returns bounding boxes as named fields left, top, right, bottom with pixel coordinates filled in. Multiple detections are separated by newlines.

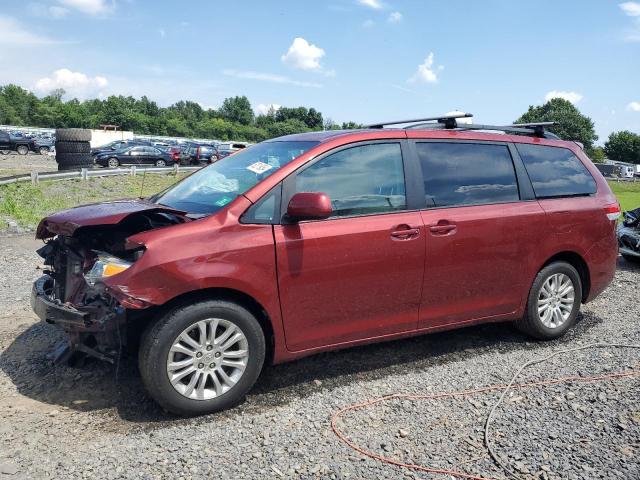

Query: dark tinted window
left=295, top=143, right=406, bottom=217
left=516, top=144, right=596, bottom=198
left=416, top=142, right=519, bottom=207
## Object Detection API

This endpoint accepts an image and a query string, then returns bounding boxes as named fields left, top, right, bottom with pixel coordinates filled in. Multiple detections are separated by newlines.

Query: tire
left=55, top=141, right=90, bottom=154
left=16, top=145, right=29, bottom=155
left=515, top=261, right=582, bottom=340
left=38, top=146, right=50, bottom=155
left=55, top=128, right=91, bottom=142
left=58, top=163, right=90, bottom=171
left=56, top=153, right=93, bottom=165
left=621, top=253, right=640, bottom=264
left=155, top=159, right=167, bottom=167
left=139, top=300, right=266, bottom=416
left=107, top=157, right=119, bottom=168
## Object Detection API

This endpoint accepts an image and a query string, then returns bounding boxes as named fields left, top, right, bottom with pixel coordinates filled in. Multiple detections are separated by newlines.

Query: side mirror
left=286, top=192, right=332, bottom=221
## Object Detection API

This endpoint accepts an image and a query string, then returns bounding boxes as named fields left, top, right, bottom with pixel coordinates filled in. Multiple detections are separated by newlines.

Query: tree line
left=1, top=84, right=638, bottom=163
left=0, top=85, right=359, bottom=143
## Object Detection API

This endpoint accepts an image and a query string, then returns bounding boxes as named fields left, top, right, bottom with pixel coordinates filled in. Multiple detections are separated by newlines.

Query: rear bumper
left=31, top=275, right=90, bottom=328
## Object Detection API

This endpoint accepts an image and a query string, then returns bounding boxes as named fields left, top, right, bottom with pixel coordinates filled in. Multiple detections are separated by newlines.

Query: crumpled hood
left=36, top=199, right=187, bottom=239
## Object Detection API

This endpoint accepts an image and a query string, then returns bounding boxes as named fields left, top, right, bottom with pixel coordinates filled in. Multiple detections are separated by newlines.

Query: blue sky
left=0, top=0, right=639, bottom=142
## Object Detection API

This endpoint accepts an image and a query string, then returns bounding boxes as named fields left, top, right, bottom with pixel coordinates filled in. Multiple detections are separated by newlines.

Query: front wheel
left=139, top=300, right=265, bottom=416
left=515, top=261, right=582, bottom=340
left=107, top=157, right=119, bottom=168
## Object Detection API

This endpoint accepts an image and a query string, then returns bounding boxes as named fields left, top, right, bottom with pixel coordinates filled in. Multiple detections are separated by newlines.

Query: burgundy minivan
left=31, top=117, right=619, bottom=415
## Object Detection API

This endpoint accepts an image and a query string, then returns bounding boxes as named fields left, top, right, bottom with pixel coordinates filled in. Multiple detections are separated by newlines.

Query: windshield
left=151, top=140, right=318, bottom=215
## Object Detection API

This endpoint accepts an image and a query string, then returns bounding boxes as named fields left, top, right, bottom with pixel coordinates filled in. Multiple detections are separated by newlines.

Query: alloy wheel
left=537, top=273, right=575, bottom=329
left=108, top=158, right=119, bottom=168
left=166, top=318, right=249, bottom=400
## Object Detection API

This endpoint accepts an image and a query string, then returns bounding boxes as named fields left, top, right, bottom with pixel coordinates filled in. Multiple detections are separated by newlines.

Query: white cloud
left=627, top=101, right=640, bottom=111
left=357, top=0, right=383, bottom=9
left=362, top=19, right=375, bottom=28
left=0, top=15, right=58, bottom=46
left=222, top=69, right=323, bottom=88
left=28, top=3, right=69, bottom=18
left=388, top=11, right=402, bottom=23
left=58, top=0, right=112, bottom=16
left=255, top=103, right=282, bottom=116
left=159, top=28, right=166, bottom=38
left=34, top=68, right=108, bottom=99
left=620, top=2, right=640, bottom=16
left=408, top=53, right=443, bottom=84
left=544, top=90, right=583, bottom=104
left=281, top=37, right=326, bottom=72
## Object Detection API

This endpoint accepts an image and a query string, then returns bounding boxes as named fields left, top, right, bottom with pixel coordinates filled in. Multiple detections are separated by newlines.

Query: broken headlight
left=84, top=252, right=133, bottom=286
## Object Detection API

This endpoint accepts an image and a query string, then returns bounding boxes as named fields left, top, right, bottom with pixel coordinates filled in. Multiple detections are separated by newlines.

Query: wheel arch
left=132, top=287, right=275, bottom=363
left=540, top=251, right=590, bottom=302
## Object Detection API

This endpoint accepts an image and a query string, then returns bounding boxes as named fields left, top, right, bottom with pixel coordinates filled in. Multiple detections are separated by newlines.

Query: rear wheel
left=16, top=145, right=29, bottom=155
left=139, top=300, right=265, bottom=416
left=515, top=261, right=582, bottom=340
left=38, top=146, right=49, bottom=155
left=155, top=159, right=167, bottom=167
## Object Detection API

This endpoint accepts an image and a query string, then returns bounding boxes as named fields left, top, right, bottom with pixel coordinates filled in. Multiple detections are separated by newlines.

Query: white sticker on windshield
left=246, top=161, right=273, bottom=175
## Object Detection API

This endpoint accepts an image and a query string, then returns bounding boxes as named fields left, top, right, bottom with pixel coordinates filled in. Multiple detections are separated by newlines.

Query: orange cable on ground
left=330, top=342, right=640, bottom=480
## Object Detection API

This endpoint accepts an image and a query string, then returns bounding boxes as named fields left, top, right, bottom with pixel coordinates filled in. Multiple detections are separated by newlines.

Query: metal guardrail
left=0, top=164, right=201, bottom=186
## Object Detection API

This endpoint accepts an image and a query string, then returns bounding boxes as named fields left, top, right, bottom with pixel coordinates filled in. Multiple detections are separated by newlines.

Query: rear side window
left=295, top=143, right=406, bottom=217
left=415, top=142, right=519, bottom=207
left=516, top=144, right=596, bottom=198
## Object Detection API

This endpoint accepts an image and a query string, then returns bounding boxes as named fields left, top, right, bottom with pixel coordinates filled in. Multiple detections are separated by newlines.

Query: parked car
left=0, top=130, right=36, bottom=155
left=33, top=136, right=55, bottom=155
left=184, top=143, right=218, bottom=164
left=91, top=140, right=152, bottom=157
left=94, top=145, right=176, bottom=167
left=31, top=119, right=619, bottom=415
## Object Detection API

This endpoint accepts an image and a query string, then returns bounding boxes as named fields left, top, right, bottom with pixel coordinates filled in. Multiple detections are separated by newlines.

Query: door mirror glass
left=286, top=192, right=332, bottom=221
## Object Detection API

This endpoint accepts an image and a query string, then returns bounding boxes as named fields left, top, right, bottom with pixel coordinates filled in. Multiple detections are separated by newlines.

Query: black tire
left=515, top=261, right=582, bottom=340
left=154, top=159, right=167, bottom=167
left=55, top=141, right=91, bottom=154
left=55, top=128, right=91, bottom=142
left=139, top=300, right=266, bottom=416
left=38, top=146, right=50, bottom=155
left=16, top=145, right=29, bottom=155
left=56, top=153, right=93, bottom=165
left=106, top=157, right=119, bottom=168
left=621, top=253, right=640, bottom=264
left=57, top=163, right=90, bottom=171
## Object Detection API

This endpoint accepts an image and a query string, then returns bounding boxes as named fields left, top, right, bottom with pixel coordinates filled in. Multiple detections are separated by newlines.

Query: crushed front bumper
left=31, top=274, right=126, bottom=363
left=617, top=225, right=640, bottom=258
left=31, top=275, right=90, bottom=328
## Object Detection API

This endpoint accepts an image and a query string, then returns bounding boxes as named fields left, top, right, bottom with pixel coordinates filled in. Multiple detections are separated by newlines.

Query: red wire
left=330, top=369, right=640, bottom=480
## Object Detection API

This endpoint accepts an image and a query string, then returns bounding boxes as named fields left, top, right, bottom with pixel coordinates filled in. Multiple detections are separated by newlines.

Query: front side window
left=295, top=143, right=406, bottom=218
left=516, top=144, right=596, bottom=198
left=152, top=140, right=318, bottom=216
left=416, top=142, right=519, bottom=207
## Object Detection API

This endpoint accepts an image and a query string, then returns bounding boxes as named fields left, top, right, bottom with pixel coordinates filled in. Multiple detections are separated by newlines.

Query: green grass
left=0, top=173, right=188, bottom=228
left=607, top=180, right=640, bottom=212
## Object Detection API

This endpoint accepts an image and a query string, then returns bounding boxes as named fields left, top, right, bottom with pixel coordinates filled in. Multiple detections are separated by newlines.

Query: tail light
left=604, top=203, right=621, bottom=221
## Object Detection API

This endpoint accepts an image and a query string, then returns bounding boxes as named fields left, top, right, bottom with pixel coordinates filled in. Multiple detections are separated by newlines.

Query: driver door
left=274, top=142, right=425, bottom=352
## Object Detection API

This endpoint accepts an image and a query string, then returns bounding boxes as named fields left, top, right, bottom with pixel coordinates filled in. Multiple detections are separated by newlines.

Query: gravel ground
left=0, top=233, right=638, bottom=479
left=0, top=153, right=57, bottom=178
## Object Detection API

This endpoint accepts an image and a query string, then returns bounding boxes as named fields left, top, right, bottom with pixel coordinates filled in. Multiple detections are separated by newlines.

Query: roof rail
left=365, top=113, right=473, bottom=129
left=404, top=121, right=560, bottom=139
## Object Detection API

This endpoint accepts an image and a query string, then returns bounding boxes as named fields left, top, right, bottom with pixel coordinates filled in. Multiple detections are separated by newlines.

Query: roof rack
left=365, top=113, right=473, bottom=129
left=365, top=114, right=560, bottom=139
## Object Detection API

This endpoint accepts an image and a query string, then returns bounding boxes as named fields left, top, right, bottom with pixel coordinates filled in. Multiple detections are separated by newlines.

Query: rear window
left=516, top=144, right=596, bottom=198
left=415, top=142, right=519, bottom=207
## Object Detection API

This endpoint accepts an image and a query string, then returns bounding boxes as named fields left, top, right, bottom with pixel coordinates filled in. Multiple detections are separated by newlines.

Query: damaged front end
left=617, top=207, right=640, bottom=260
left=31, top=200, right=189, bottom=363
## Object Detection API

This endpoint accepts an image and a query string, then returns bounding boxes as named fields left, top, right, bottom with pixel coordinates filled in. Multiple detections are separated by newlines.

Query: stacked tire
left=55, top=129, right=93, bottom=171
